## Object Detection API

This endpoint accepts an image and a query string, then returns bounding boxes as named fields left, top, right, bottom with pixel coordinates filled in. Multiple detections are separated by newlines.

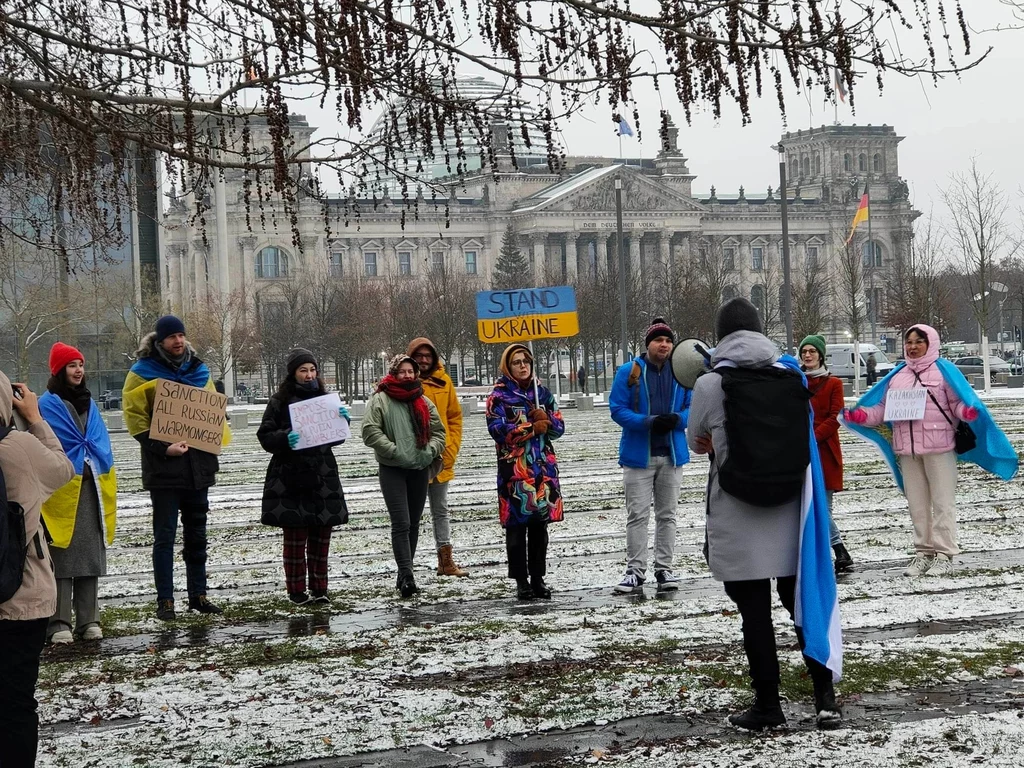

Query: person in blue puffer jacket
left=609, top=317, right=692, bottom=594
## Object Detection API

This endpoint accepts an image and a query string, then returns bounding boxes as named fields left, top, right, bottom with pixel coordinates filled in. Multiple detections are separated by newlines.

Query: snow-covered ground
left=34, top=397, right=1024, bottom=767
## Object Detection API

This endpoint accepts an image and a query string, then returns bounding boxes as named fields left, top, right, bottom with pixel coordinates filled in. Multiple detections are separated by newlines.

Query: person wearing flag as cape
left=122, top=315, right=229, bottom=620
left=687, top=298, right=842, bottom=731
left=844, top=324, right=1017, bottom=577
left=39, top=343, right=117, bottom=644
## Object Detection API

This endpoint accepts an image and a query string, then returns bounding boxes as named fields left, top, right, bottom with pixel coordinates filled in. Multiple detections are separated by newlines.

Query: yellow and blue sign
left=476, top=286, right=579, bottom=343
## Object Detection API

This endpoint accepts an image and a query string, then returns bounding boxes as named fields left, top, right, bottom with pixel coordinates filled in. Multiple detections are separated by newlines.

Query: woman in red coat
left=800, top=335, right=854, bottom=574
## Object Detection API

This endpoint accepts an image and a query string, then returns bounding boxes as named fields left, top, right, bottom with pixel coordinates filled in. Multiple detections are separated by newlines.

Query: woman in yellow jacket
left=38, top=343, right=117, bottom=643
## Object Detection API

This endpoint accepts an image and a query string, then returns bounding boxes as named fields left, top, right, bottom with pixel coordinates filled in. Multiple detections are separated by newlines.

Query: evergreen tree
left=492, top=224, right=532, bottom=290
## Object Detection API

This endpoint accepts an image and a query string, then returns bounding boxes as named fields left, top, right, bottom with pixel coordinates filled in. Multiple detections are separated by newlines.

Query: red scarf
left=377, top=375, right=431, bottom=449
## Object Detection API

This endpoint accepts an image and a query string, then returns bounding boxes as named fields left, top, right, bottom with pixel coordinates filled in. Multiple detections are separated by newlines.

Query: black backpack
left=0, top=425, right=30, bottom=604
left=716, top=367, right=811, bottom=507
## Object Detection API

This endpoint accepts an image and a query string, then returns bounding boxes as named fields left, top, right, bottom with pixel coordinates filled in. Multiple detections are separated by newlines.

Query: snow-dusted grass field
left=34, top=396, right=1024, bottom=767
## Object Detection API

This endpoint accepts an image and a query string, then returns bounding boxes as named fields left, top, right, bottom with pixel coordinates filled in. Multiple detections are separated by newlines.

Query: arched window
left=802, top=156, right=810, bottom=177
left=255, top=246, right=288, bottom=279
left=814, top=153, right=821, bottom=176
left=873, top=153, right=883, bottom=173
left=858, top=153, right=867, bottom=172
left=790, top=157, right=798, bottom=178
left=862, top=240, right=883, bottom=268
left=722, top=285, right=738, bottom=302
left=750, top=285, right=766, bottom=317
left=843, top=153, right=851, bottom=172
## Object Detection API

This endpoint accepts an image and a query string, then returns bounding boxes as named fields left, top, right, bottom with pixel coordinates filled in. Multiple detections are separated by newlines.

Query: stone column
left=565, top=235, right=578, bottom=283
left=628, top=236, right=641, bottom=276
left=533, top=235, right=546, bottom=285
left=383, top=238, right=397, bottom=276
left=595, top=237, right=608, bottom=278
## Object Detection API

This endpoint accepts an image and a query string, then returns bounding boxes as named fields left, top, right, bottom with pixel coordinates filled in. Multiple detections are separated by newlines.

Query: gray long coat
left=687, top=331, right=802, bottom=582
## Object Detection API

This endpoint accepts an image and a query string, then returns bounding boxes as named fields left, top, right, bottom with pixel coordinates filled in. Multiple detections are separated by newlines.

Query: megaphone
left=670, top=338, right=713, bottom=389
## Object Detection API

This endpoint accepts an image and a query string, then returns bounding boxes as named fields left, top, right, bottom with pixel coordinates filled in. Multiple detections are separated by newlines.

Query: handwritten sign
left=476, top=286, right=579, bottom=343
left=884, top=388, right=928, bottom=422
left=288, top=392, right=350, bottom=449
left=150, top=379, right=228, bottom=454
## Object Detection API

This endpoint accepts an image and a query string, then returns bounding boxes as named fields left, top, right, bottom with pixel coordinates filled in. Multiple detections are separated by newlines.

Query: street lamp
left=615, top=176, right=628, bottom=365
left=775, top=143, right=794, bottom=355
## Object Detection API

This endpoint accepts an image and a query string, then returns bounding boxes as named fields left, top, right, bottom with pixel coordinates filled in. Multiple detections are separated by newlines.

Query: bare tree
left=835, top=235, right=867, bottom=346
left=792, top=248, right=829, bottom=342
left=886, top=215, right=954, bottom=336
left=941, top=159, right=1017, bottom=383
left=183, top=289, right=257, bottom=381
left=1, top=1, right=984, bottom=247
left=422, top=256, right=479, bottom=370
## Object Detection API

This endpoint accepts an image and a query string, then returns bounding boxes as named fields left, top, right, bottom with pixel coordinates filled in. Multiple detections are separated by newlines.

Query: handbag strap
left=909, top=368, right=954, bottom=425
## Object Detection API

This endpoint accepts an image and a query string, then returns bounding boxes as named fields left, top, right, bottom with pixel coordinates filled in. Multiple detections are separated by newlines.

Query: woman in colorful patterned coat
left=486, top=344, right=565, bottom=600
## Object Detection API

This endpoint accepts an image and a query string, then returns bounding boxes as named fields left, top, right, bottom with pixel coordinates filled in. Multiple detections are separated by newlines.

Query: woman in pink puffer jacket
left=845, top=324, right=978, bottom=578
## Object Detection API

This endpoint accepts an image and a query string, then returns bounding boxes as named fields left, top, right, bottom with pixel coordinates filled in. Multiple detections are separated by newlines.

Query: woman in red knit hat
left=37, top=342, right=117, bottom=644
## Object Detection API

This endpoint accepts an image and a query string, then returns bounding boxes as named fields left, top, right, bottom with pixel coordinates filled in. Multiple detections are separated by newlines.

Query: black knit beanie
left=644, top=317, right=675, bottom=347
left=286, top=347, right=317, bottom=376
left=715, top=297, right=763, bottom=340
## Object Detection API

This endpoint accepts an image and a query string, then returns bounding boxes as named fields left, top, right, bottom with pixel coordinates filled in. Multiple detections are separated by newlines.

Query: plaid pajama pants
left=282, top=526, right=333, bottom=594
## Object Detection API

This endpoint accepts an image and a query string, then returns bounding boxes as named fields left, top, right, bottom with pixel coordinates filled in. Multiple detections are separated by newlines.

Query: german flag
left=845, top=184, right=869, bottom=245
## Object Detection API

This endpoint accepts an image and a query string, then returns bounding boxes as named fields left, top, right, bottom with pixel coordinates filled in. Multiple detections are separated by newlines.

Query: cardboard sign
left=149, top=379, right=228, bottom=454
left=884, top=388, right=928, bottom=422
left=288, top=392, right=350, bottom=449
left=476, top=286, right=579, bottom=343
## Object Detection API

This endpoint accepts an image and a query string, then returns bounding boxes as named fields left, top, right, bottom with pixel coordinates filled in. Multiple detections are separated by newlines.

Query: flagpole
left=867, top=184, right=875, bottom=345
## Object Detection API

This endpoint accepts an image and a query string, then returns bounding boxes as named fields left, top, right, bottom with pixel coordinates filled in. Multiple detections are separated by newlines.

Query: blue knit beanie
left=155, top=315, right=186, bottom=342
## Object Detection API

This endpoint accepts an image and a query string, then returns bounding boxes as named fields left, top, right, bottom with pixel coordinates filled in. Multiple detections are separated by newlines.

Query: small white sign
left=288, top=392, right=351, bottom=449
left=884, top=388, right=928, bottom=422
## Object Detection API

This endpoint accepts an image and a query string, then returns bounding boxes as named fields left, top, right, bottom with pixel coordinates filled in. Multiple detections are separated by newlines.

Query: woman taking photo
left=39, top=342, right=117, bottom=643
left=845, top=324, right=1016, bottom=577
left=258, top=348, right=349, bottom=606
left=362, top=354, right=446, bottom=598
left=486, top=344, right=565, bottom=600
left=799, top=335, right=854, bottom=575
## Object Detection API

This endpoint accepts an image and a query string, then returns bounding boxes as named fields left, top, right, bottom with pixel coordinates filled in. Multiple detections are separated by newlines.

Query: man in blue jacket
left=610, top=318, right=691, bottom=593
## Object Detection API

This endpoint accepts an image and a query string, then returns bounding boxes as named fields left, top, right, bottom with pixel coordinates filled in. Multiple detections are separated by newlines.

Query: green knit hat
left=798, top=334, right=827, bottom=363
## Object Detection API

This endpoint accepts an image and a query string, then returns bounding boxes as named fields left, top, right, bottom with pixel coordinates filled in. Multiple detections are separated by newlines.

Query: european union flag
left=617, top=118, right=634, bottom=137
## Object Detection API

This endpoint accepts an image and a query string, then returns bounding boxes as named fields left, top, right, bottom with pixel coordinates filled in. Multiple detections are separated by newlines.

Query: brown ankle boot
left=436, top=544, right=469, bottom=577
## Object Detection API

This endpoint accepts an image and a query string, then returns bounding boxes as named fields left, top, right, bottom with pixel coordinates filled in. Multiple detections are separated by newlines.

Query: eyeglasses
left=510, top=358, right=531, bottom=367
left=413, top=353, right=433, bottom=360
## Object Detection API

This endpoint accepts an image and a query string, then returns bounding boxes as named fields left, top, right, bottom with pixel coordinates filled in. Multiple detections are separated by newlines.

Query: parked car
left=953, top=356, right=1012, bottom=382
left=98, top=390, right=121, bottom=409
left=461, top=378, right=483, bottom=386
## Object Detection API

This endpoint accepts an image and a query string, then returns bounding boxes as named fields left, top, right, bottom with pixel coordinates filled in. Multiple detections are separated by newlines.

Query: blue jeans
left=151, top=489, right=209, bottom=602
left=826, top=490, right=843, bottom=547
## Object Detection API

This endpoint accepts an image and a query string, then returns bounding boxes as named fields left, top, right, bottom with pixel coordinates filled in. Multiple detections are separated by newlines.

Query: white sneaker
left=904, top=554, right=935, bottom=577
left=80, top=625, right=103, bottom=641
left=614, top=572, right=644, bottom=593
left=924, top=554, right=955, bottom=577
left=49, top=629, right=73, bottom=645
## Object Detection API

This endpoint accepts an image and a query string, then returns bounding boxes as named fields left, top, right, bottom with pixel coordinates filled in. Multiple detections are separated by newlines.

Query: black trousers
left=505, top=520, right=548, bottom=581
left=723, top=576, right=831, bottom=693
left=0, top=617, right=48, bottom=768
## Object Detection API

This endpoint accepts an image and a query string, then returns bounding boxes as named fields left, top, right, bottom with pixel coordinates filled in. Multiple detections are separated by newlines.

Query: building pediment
left=514, top=165, right=704, bottom=215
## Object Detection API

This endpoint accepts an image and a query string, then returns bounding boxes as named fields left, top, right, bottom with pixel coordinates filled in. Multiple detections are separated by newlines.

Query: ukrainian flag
left=40, top=392, right=117, bottom=548
left=122, top=355, right=231, bottom=445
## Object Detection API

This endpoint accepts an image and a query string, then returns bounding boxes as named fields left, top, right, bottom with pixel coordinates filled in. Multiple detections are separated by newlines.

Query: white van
left=824, top=343, right=895, bottom=380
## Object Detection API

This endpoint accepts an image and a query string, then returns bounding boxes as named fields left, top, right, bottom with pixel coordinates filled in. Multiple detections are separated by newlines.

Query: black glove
left=651, top=413, right=680, bottom=434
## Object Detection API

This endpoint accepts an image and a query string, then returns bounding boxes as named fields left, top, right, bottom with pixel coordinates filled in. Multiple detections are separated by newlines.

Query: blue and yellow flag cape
left=39, top=392, right=117, bottom=548
left=843, top=359, right=1018, bottom=492
left=122, top=353, right=231, bottom=446
left=778, top=355, right=843, bottom=682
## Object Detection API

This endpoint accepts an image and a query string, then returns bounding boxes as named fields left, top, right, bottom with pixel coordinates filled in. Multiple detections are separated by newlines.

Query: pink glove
left=961, top=405, right=979, bottom=422
left=844, top=407, right=868, bottom=424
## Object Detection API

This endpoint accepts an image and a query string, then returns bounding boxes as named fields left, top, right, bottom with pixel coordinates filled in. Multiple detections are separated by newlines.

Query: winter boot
left=531, top=577, right=552, bottom=600
left=515, top=578, right=534, bottom=600
left=728, top=686, right=786, bottom=731
left=156, top=599, right=176, bottom=621
left=814, top=679, right=843, bottom=730
left=833, top=543, right=854, bottom=574
left=189, top=595, right=223, bottom=614
left=288, top=592, right=311, bottom=606
left=398, top=575, right=419, bottom=599
left=436, top=544, right=469, bottom=577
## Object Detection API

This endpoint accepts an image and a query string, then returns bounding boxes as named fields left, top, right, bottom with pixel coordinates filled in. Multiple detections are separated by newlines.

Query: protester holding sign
left=486, top=344, right=565, bottom=601
left=122, top=315, right=227, bottom=619
left=361, top=355, right=447, bottom=599
left=258, top=349, right=350, bottom=606
left=39, top=343, right=117, bottom=644
left=845, top=324, right=1016, bottom=578
left=0, top=371, right=76, bottom=767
